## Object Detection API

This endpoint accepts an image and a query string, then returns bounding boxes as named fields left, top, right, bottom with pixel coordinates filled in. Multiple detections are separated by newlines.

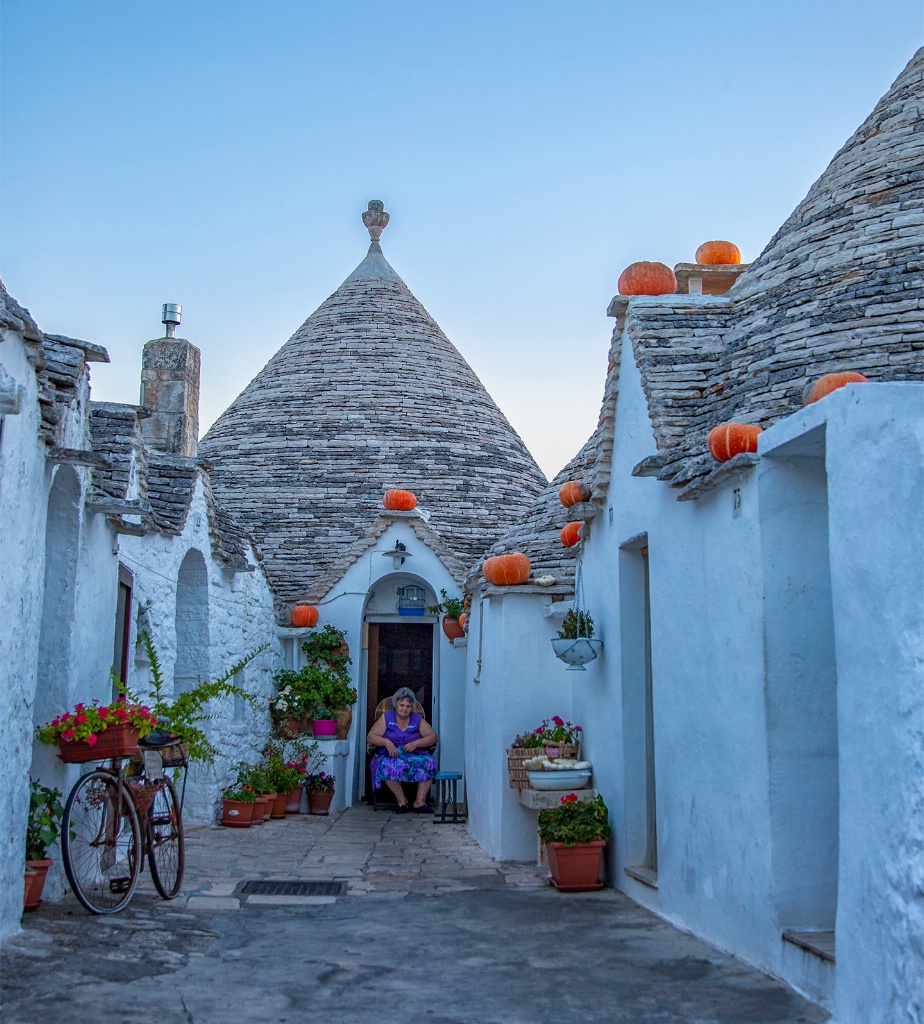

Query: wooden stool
left=433, top=770, right=463, bottom=823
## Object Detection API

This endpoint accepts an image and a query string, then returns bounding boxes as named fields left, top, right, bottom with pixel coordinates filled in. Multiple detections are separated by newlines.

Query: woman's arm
left=405, top=719, right=438, bottom=753
left=367, top=715, right=398, bottom=757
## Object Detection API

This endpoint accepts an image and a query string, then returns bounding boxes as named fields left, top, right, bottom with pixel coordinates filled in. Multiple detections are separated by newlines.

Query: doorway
left=364, top=622, right=434, bottom=800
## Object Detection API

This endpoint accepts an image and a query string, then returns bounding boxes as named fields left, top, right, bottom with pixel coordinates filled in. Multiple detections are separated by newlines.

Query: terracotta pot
left=334, top=706, right=353, bottom=740
left=546, top=840, right=606, bottom=892
left=58, top=723, right=140, bottom=763
left=308, top=790, right=334, bottom=815
left=271, top=792, right=288, bottom=819
left=23, top=859, right=53, bottom=910
left=285, top=785, right=304, bottom=813
left=257, top=793, right=275, bottom=822
left=312, top=719, right=337, bottom=737
left=220, top=800, right=254, bottom=828
left=442, top=616, right=465, bottom=642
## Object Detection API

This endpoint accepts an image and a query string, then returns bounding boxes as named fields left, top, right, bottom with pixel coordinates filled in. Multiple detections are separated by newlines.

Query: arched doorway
left=174, top=549, right=210, bottom=694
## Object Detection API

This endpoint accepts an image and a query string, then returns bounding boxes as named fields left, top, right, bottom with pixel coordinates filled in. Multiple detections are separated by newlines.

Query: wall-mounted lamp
left=382, top=541, right=412, bottom=570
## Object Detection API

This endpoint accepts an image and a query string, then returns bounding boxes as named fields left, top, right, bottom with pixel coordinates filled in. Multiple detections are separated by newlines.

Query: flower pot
left=550, top=637, right=603, bottom=671
left=271, top=792, right=288, bottom=819
left=285, top=785, right=304, bottom=814
left=308, top=791, right=334, bottom=815
left=312, top=719, right=337, bottom=738
left=334, top=705, right=353, bottom=740
left=442, top=616, right=465, bottom=642
left=220, top=800, right=254, bottom=828
left=57, top=723, right=140, bottom=763
left=546, top=840, right=606, bottom=892
left=23, top=859, right=53, bottom=911
left=256, top=793, right=274, bottom=822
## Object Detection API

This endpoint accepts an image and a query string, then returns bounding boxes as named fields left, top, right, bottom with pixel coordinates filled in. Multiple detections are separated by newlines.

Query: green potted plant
left=551, top=609, right=602, bottom=671
left=264, top=751, right=303, bottom=818
left=24, top=779, right=64, bottom=911
left=220, top=785, right=257, bottom=828
left=427, top=588, right=466, bottom=641
left=538, top=794, right=611, bottom=892
left=236, top=763, right=274, bottom=823
left=534, top=716, right=582, bottom=758
left=283, top=627, right=357, bottom=739
left=262, top=737, right=324, bottom=814
left=305, top=771, right=336, bottom=815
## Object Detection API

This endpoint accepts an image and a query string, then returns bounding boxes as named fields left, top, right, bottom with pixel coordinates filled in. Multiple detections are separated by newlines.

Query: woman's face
left=395, top=698, right=414, bottom=716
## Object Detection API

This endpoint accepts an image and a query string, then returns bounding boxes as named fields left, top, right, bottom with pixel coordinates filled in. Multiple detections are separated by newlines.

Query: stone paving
left=1, top=806, right=829, bottom=1023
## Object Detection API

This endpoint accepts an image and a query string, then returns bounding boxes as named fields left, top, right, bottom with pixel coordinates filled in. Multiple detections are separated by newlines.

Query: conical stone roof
left=199, top=203, right=546, bottom=610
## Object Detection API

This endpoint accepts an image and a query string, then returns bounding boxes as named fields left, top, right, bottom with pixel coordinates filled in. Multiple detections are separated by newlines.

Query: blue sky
left=2, top=3, right=920, bottom=477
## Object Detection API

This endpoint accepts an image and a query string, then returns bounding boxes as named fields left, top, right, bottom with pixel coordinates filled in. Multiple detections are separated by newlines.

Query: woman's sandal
left=413, top=804, right=434, bottom=815
left=395, top=804, right=410, bottom=814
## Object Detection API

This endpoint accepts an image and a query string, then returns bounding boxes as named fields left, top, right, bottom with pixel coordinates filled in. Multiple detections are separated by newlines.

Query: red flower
left=552, top=715, right=564, bottom=727
left=62, top=728, right=76, bottom=740
left=74, top=713, right=88, bottom=725
left=86, top=734, right=98, bottom=746
left=98, top=707, right=109, bottom=720
left=535, top=726, right=545, bottom=735
left=561, top=793, right=578, bottom=804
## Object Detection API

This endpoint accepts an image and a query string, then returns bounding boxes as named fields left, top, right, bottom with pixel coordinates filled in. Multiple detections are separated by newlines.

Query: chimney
left=139, top=304, right=200, bottom=457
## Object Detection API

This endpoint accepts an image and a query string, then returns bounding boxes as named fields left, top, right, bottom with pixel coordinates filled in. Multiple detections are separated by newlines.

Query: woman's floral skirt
left=371, top=752, right=437, bottom=789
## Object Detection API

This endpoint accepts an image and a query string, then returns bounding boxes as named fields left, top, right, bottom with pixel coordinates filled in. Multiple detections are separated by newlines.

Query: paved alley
left=2, top=806, right=829, bottom=1024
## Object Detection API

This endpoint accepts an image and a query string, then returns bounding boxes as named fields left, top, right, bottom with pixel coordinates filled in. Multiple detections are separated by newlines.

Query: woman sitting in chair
left=367, top=687, right=438, bottom=814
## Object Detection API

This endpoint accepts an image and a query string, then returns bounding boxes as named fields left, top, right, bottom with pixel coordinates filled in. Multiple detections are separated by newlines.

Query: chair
left=367, top=697, right=434, bottom=811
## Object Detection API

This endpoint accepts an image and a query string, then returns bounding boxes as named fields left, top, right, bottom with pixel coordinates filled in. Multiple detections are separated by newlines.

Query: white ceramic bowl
left=527, top=769, right=592, bottom=791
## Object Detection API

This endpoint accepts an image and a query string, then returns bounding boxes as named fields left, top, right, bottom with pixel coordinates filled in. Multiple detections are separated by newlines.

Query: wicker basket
left=540, top=741, right=580, bottom=760
left=506, top=747, right=545, bottom=789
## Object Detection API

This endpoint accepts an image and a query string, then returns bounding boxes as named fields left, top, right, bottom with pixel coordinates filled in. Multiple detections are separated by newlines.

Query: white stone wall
left=119, top=476, right=283, bottom=826
left=0, top=327, right=49, bottom=940
left=468, top=315, right=924, bottom=1018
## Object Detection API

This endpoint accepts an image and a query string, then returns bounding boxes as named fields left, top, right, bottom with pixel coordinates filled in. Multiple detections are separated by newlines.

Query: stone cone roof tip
left=200, top=202, right=546, bottom=609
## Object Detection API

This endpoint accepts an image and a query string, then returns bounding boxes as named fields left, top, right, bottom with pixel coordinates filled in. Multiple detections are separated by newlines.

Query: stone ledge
left=516, top=787, right=596, bottom=810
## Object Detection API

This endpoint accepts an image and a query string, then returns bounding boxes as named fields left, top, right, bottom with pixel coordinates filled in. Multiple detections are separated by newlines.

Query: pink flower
left=98, top=708, right=109, bottom=720
left=86, top=734, right=98, bottom=746
left=552, top=715, right=564, bottom=727
left=74, top=713, right=88, bottom=725
left=535, top=726, right=545, bottom=735
left=62, top=728, right=76, bottom=740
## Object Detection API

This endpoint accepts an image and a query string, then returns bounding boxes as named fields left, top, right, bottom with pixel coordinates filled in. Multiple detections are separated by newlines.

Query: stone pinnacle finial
left=362, top=200, right=389, bottom=241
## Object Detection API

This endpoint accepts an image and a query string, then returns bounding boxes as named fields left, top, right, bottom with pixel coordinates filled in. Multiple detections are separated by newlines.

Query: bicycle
left=61, top=733, right=187, bottom=914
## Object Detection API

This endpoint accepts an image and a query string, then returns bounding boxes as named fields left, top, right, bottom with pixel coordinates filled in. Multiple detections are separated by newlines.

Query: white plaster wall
left=465, top=591, right=579, bottom=862
left=309, top=519, right=467, bottom=806
left=807, top=384, right=922, bottom=1024
left=120, top=476, right=282, bottom=826
left=0, top=329, right=48, bottom=940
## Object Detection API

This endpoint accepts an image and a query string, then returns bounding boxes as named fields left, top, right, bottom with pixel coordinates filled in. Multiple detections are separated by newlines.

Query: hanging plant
left=550, top=554, right=602, bottom=672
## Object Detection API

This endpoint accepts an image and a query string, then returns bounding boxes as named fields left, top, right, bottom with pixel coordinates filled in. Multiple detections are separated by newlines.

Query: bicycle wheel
left=62, top=770, right=141, bottom=914
left=147, top=777, right=185, bottom=899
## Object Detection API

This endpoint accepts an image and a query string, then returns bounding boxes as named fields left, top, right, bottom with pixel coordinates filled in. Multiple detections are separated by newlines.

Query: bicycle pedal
left=109, top=877, right=132, bottom=894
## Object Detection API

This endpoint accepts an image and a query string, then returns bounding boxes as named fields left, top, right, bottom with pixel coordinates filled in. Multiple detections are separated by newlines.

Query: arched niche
left=174, top=548, right=210, bottom=694
left=33, top=465, right=82, bottom=729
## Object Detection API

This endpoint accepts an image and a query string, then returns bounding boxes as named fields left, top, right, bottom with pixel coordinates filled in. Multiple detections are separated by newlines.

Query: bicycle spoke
left=147, top=778, right=185, bottom=899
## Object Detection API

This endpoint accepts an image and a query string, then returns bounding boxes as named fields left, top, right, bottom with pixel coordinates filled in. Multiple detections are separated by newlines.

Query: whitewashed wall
left=119, top=476, right=282, bottom=826
left=0, top=326, right=49, bottom=940
left=306, top=518, right=468, bottom=806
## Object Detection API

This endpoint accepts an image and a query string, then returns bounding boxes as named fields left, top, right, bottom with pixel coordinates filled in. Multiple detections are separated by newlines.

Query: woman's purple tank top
left=383, top=710, right=423, bottom=748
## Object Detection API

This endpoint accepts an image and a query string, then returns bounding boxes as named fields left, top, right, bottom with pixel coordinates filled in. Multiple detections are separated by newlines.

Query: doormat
left=236, top=880, right=346, bottom=897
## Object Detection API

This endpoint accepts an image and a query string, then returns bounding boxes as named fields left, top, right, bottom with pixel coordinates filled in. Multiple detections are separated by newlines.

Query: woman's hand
left=384, top=740, right=399, bottom=757
left=404, top=740, right=418, bottom=753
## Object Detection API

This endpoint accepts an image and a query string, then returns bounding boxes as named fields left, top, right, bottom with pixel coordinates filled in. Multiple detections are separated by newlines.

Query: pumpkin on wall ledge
left=483, top=552, right=531, bottom=587
left=707, top=423, right=763, bottom=463
left=695, top=240, right=741, bottom=266
left=617, top=261, right=677, bottom=297
left=291, top=605, right=320, bottom=629
left=558, top=480, right=591, bottom=508
left=803, top=371, right=869, bottom=406
left=383, top=489, right=417, bottom=511
left=560, top=522, right=583, bottom=548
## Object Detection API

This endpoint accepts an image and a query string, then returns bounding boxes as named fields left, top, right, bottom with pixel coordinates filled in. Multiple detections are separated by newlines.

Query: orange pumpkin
left=803, top=371, right=869, bottom=406
left=483, top=552, right=531, bottom=586
left=560, top=522, right=583, bottom=548
left=695, top=240, right=741, bottom=265
left=459, top=612, right=469, bottom=631
left=291, top=605, right=319, bottom=628
left=618, top=261, right=677, bottom=296
left=558, top=480, right=590, bottom=508
left=707, top=423, right=763, bottom=462
left=383, top=489, right=417, bottom=511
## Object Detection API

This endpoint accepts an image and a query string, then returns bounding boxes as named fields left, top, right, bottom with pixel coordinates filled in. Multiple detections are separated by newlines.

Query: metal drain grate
left=237, top=880, right=346, bottom=897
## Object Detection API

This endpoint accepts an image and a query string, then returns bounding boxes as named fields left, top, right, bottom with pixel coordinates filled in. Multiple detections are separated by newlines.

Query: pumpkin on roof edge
left=803, top=372, right=869, bottom=406
left=618, top=262, right=676, bottom=296
left=707, top=424, right=762, bottom=463
left=483, top=553, right=531, bottom=586
left=383, top=489, right=417, bottom=511
left=695, top=240, right=741, bottom=266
